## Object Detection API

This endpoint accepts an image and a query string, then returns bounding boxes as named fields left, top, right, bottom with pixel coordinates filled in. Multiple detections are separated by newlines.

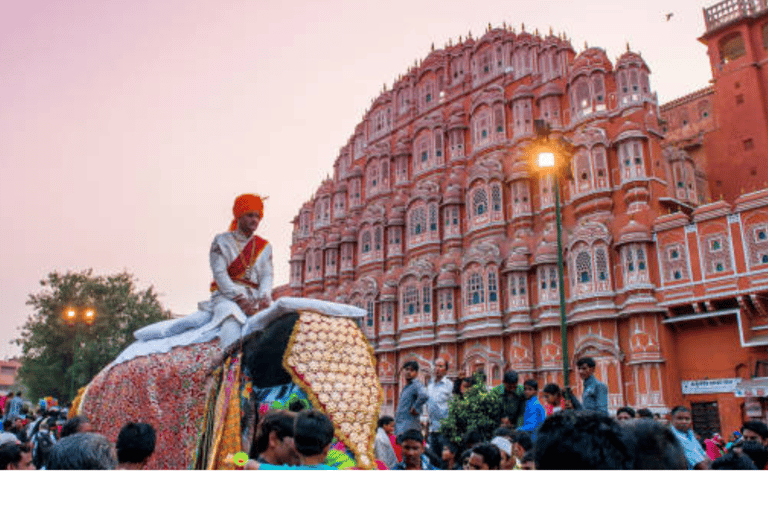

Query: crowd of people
left=372, top=358, right=768, bottom=470
left=0, top=394, right=157, bottom=470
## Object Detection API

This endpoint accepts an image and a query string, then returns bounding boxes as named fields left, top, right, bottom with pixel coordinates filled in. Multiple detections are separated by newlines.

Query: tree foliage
left=14, top=270, right=171, bottom=403
left=439, top=377, right=503, bottom=447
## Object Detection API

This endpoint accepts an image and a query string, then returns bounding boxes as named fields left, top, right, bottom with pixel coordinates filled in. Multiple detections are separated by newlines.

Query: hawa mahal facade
left=281, top=0, right=768, bottom=436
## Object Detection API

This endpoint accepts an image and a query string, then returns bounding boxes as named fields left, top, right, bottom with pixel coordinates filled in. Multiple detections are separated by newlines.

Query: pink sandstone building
left=282, top=0, right=768, bottom=436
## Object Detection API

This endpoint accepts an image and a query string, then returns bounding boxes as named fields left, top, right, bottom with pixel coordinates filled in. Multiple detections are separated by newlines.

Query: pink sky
left=0, top=0, right=714, bottom=358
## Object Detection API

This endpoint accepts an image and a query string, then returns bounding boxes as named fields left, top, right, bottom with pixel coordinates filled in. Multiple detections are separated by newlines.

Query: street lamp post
left=64, top=306, right=96, bottom=400
left=531, top=121, right=575, bottom=397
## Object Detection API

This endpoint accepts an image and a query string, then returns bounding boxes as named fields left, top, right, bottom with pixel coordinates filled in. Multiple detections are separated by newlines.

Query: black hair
left=523, top=379, right=538, bottom=391
left=293, top=410, right=335, bottom=457
left=459, top=448, right=473, bottom=467
left=512, top=430, right=533, bottom=453
left=243, top=313, right=299, bottom=388
left=493, top=426, right=515, bottom=440
left=502, top=371, right=519, bottom=385
left=616, top=406, right=636, bottom=418
left=542, top=383, right=561, bottom=395
left=377, top=415, right=395, bottom=430
left=402, top=361, right=419, bottom=372
left=534, top=411, right=633, bottom=470
left=622, top=419, right=687, bottom=469
left=470, top=443, right=501, bottom=469
left=461, top=429, right=484, bottom=451
left=637, top=408, right=654, bottom=419
left=0, top=443, right=30, bottom=470
left=575, top=357, right=596, bottom=368
left=251, top=410, right=295, bottom=458
left=116, top=422, right=156, bottom=464
left=397, top=428, right=424, bottom=445
left=741, top=420, right=768, bottom=440
left=670, top=406, right=690, bottom=417
left=711, top=451, right=758, bottom=470
left=60, top=416, right=90, bottom=439
left=442, top=441, right=459, bottom=455
left=739, top=440, right=768, bottom=470
left=520, top=450, right=535, bottom=464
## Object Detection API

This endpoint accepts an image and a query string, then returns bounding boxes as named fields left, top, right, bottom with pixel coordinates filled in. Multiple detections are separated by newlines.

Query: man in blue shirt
left=577, top=357, right=608, bottom=415
left=426, top=358, right=452, bottom=457
left=392, top=429, right=437, bottom=470
left=395, top=361, right=428, bottom=436
left=670, top=405, right=710, bottom=470
left=519, top=379, right=546, bottom=441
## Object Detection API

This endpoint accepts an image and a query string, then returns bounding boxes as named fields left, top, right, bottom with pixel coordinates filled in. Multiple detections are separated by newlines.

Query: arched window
left=491, top=184, right=502, bottom=212
left=488, top=271, right=498, bottom=303
left=429, top=204, right=438, bottom=232
left=374, top=226, right=382, bottom=252
left=422, top=283, right=431, bottom=313
left=409, top=207, right=426, bottom=236
left=596, top=248, right=609, bottom=282
left=473, top=188, right=488, bottom=216
left=574, top=151, right=591, bottom=193
left=467, top=272, right=485, bottom=305
left=361, top=231, right=371, bottom=254
left=403, top=285, right=419, bottom=317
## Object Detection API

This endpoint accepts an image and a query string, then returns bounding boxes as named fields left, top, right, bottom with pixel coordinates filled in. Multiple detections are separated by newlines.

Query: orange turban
left=229, top=194, right=264, bottom=231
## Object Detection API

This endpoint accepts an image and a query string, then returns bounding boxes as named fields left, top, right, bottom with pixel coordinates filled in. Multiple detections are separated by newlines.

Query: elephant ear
left=242, top=312, right=299, bottom=388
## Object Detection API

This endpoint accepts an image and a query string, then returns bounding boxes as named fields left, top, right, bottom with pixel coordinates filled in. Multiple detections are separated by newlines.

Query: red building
left=287, top=1, right=768, bottom=437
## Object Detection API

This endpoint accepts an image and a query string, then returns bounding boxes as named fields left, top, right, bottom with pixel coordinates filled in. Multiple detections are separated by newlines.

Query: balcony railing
left=704, top=0, right=768, bottom=32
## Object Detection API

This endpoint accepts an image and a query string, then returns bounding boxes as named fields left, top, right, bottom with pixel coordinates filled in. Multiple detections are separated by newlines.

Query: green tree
left=439, top=376, right=503, bottom=447
left=14, top=269, right=171, bottom=403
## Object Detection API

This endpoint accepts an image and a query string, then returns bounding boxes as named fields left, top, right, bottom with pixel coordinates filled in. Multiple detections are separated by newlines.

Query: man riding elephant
left=200, top=193, right=273, bottom=349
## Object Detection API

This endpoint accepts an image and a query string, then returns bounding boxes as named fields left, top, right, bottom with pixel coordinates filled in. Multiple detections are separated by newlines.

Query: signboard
left=681, top=378, right=741, bottom=395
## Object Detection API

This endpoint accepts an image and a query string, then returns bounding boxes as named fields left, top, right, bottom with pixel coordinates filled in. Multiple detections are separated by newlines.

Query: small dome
left=570, top=47, right=612, bottom=78
left=616, top=50, right=649, bottom=72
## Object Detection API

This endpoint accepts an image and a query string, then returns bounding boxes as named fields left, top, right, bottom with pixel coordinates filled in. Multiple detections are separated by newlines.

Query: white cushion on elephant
left=242, top=297, right=366, bottom=339
left=110, top=297, right=365, bottom=368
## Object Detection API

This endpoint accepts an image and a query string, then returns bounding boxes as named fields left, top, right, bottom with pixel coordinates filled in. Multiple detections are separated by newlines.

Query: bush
left=439, top=377, right=503, bottom=447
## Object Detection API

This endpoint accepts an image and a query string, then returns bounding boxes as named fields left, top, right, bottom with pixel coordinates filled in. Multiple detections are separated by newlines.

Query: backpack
left=33, top=431, right=55, bottom=469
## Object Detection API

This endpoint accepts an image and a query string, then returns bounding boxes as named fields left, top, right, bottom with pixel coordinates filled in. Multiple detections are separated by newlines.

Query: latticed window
left=491, top=184, right=502, bottom=212
left=403, top=285, right=419, bottom=316
left=361, top=231, right=371, bottom=253
left=374, top=227, right=382, bottom=251
left=409, top=207, right=426, bottom=236
left=576, top=251, right=592, bottom=283
left=366, top=300, right=374, bottom=327
left=467, top=272, right=485, bottom=305
left=488, top=271, right=498, bottom=302
left=423, top=284, right=431, bottom=313
left=719, top=32, right=746, bottom=64
left=748, top=225, right=768, bottom=267
left=596, top=248, right=608, bottom=282
left=473, top=188, right=488, bottom=216
left=429, top=204, right=438, bottom=232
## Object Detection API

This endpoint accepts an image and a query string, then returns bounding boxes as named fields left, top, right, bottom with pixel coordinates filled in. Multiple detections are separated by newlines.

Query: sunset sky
left=0, top=0, right=715, bottom=358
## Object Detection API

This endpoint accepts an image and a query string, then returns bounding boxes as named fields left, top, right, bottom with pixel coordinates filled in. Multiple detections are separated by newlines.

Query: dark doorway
left=691, top=401, right=721, bottom=438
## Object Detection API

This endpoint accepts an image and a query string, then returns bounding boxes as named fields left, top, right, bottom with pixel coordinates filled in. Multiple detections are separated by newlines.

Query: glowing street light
left=530, top=120, right=575, bottom=395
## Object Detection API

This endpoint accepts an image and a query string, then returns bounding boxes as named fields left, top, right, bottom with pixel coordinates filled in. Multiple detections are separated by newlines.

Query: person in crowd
left=392, top=429, right=437, bottom=470
left=736, top=440, right=768, bottom=470
left=494, top=371, right=525, bottom=428
left=253, top=410, right=337, bottom=470
left=704, top=433, right=725, bottom=461
left=373, top=415, right=397, bottom=469
left=535, top=411, right=633, bottom=469
left=0, top=392, right=12, bottom=420
left=741, top=420, right=768, bottom=447
left=511, top=430, right=533, bottom=469
left=31, top=418, right=57, bottom=469
left=493, top=426, right=515, bottom=444
left=576, top=357, right=608, bottom=415
left=710, top=450, right=758, bottom=470
left=669, top=406, right=710, bottom=469
left=616, top=406, right=636, bottom=422
left=490, top=436, right=515, bottom=469
left=116, top=422, right=156, bottom=470
left=7, top=416, right=28, bottom=445
left=46, top=432, right=117, bottom=470
left=459, top=449, right=473, bottom=469
left=542, top=383, right=564, bottom=415
left=60, top=415, right=92, bottom=438
left=519, top=450, right=536, bottom=470
left=394, top=361, right=427, bottom=437
left=466, top=442, right=501, bottom=470
left=441, top=441, right=461, bottom=470
left=4, top=392, right=23, bottom=421
left=622, top=418, right=687, bottom=469
left=246, top=410, right=298, bottom=467
left=458, top=376, right=475, bottom=396
left=637, top=408, right=654, bottom=420
left=461, top=429, right=484, bottom=454
left=0, top=442, right=34, bottom=470
left=519, top=380, right=546, bottom=439
left=426, top=357, right=452, bottom=459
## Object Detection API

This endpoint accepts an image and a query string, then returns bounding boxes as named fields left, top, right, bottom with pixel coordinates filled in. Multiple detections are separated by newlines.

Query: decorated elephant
left=70, top=297, right=383, bottom=469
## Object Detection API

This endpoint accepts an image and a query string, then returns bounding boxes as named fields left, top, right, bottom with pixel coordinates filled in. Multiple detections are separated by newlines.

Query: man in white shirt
left=426, top=358, right=452, bottom=458
left=200, top=193, right=273, bottom=349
